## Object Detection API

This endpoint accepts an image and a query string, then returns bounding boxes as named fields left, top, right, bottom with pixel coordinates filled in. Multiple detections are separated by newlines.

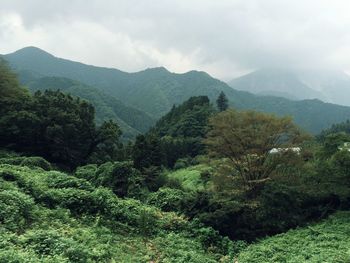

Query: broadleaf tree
left=205, top=109, right=309, bottom=189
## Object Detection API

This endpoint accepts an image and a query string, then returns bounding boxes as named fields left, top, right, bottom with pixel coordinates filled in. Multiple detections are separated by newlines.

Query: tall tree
left=132, top=134, right=163, bottom=170
left=216, top=91, right=228, bottom=112
left=205, top=109, right=308, bottom=189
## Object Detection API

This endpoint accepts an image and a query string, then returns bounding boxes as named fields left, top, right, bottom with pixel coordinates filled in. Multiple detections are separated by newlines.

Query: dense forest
left=1, top=57, right=350, bottom=262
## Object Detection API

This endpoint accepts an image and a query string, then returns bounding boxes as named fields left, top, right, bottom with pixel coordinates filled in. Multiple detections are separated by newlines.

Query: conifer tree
left=216, top=91, right=229, bottom=112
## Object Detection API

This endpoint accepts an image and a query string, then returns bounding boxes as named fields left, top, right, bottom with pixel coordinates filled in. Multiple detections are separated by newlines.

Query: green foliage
left=0, top=156, right=51, bottom=171
left=165, top=165, right=208, bottom=191
left=74, top=164, right=98, bottom=181
left=0, top=163, right=233, bottom=262
left=318, top=119, right=350, bottom=140
left=205, top=109, right=308, bottom=189
left=147, top=187, right=195, bottom=212
left=0, top=58, right=30, bottom=117
left=153, top=96, right=213, bottom=138
left=216, top=91, right=229, bottom=112
left=25, top=76, right=156, bottom=140
left=237, top=211, right=350, bottom=262
left=94, top=161, right=144, bottom=197
left=319, top=132, right=350, bottom=158
left=6, top=47, right=350, bottom=134
left=142, top=96, right=214, bottom=168
left=133, top=134, right=163, bottom=170
left=87, top=119, right=124, bottom=164
left=19, top=156, right=52, bottom=171
left=0, top=190, right=36, bottom=231
left=0, top=61, right=123, bottom=168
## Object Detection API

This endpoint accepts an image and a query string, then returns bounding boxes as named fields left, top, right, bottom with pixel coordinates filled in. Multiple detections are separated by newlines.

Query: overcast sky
left=1, top=0, right=350, bottom=80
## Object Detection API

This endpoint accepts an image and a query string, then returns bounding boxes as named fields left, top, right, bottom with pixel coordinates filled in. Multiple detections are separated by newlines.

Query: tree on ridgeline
left=216, top=91, right=228, bottom=112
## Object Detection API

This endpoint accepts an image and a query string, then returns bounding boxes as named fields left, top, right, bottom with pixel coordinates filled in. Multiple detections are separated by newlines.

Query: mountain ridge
left=3, top=46, right=350, bottom=134
left=229, top=68, right=350, bottom=106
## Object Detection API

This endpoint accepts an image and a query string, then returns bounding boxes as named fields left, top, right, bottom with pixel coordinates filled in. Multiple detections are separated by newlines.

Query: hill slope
left=4, top=47, right=350, bottom=133
left=229, top=68, right=350, bottom=107
left=238, top=211, right=350, bottom=262
left=229, top=69, right=326, bottom=101
left=24, top=76, right=156, bottom=139
left=0, top=161, right=233, bottom=262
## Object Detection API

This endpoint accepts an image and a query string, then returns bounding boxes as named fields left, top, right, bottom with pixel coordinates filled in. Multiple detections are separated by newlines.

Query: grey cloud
left=1, top=0, right=350, bottom=79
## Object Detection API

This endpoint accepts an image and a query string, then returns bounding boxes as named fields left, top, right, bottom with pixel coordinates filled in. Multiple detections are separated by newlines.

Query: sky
left=1, top=0, right=350, bottom=80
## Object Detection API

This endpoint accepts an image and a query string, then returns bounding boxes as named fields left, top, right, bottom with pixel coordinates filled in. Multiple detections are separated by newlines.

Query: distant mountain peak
left=10, top=46, right=54, bottom=57
left=141, top=66, right=170, bottom=73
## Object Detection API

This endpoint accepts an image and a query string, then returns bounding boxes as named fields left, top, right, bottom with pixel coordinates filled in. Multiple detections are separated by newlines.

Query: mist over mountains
left=3, top=46, right=350, bottom=135
left=229, top=68, right=350, bottom=106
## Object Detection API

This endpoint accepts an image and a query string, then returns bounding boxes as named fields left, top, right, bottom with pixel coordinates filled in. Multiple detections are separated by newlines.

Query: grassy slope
left=0, top=163, right=230, bottom=263
left=165, top=165, right=210, bottom=191
left=237, top=211, right=350, bottom=263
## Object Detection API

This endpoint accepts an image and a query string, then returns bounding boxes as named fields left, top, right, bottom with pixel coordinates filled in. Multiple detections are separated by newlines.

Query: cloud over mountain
left=2, top=0, right=350, bottom=80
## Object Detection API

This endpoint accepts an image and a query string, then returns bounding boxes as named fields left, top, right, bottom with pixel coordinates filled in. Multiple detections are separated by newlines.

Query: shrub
left=0, top=157, right=25, bottom=166
left=174, top=158, right=190, bottom=170
left=20, top=157, right=52, bottom=171
left=23, top=229, right=69, bottom=256
left=147, top=187, right=195, bottom=213
left=94, top=161, right=144, bottom=197
left=0, top=190, right=36, bottom=231
left=44, top=171, right=93, bottom=191
left=74, top=164, right=98, bottom=182
left=38, top=188, right=94, bottom=214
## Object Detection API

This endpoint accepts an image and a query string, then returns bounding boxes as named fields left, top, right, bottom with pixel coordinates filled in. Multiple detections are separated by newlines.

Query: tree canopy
left=205, top=109, right=308, bottom=188
left=0, top=60, right=122, bottom=169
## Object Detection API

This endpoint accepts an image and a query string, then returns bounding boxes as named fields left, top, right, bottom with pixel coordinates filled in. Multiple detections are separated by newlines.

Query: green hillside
left=24, top=76, right=156, bottom=140
left=237, top=211, right=350, bottom=262
left=4, top=47, right=350, bottom=133
left=0, top=161, right=233, bottom=262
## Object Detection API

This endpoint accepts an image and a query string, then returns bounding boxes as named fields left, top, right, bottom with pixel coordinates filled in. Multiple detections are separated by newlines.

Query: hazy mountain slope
left=4, top=46, right=350, bottom=133
left=229, top=69, right=327, bottom=101
left=4, top=46, right=129, bottom=88
left=297, top=69, right=350, bottom=106
left=24, top=76, right=156, bottom=139
left=229, top=68, right=350, bottom=107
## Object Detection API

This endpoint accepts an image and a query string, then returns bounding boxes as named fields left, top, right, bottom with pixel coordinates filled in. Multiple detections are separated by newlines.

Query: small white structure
left=269, top=147, right=301, bottom=155
left=338, top=142, right=350, bottom=152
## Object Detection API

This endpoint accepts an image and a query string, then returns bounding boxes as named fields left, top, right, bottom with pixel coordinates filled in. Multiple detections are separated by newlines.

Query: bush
left=0, top=190, right=36, bottom=231
left=23, top=229, right=69, bottom=256
left=20, top=157, right=52, bottom=171
left=38, top=188, right=94, bottom=214
left=94, top=162, right=144, bottom=197
left=147, top=187, right=195, bottom=213
left=74, top=164, right=98, bottom=181
left=0, top=156, right=52, bottom=171
left=174, top=158, right=190, bottom=170
left=44, top=171, right=93, bottom=191
left=0, top=157, right=25, bottom=166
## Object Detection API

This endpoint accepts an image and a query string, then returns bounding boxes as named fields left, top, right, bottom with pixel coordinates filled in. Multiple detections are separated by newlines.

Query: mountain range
left=2, top=46, right=350, bottom=135
left=229, top=68, right=350, bottom=106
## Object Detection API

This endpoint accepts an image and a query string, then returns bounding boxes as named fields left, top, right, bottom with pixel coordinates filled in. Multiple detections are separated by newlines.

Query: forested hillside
left=1, top=58, right=350, bottom=262
left=4, top=47, right=350, bottom=133
left=25, top=76, right=156, bottom=139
